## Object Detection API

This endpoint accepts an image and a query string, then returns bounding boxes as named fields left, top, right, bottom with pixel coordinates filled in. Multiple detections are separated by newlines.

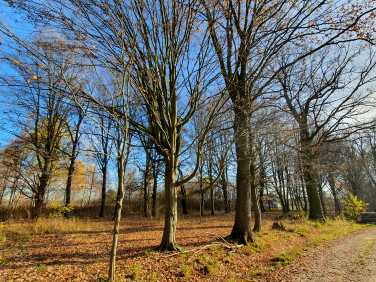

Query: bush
left=49, top=203, right=74, bottom=217
left=343, top=194, right=368, bottom=220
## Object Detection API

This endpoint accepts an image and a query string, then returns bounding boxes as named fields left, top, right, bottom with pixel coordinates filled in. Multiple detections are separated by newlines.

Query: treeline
left=1, top=1, right=376, bottom=278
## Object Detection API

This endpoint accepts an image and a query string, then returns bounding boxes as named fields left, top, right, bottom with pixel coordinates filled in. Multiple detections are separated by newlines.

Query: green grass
left=180, top=265, right=191, bottom=278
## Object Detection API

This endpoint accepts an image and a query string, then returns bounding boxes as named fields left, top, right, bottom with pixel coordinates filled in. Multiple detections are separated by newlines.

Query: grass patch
left=1, top=258, right=10, bottom=264
left=179, top=265, right=191, bottom=278
left=272, top=252, right=293, bottom=266
left=0, top=217, right=92, bottom=242
left=203, top=264, right=214, bottom=275
left=37, top=264, right=47, bottom=271
left=127, top=263, right=140, bottom=280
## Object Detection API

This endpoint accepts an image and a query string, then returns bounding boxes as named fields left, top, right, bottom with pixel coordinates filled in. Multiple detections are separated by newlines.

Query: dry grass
left=0, top=212, right=366, bottom=281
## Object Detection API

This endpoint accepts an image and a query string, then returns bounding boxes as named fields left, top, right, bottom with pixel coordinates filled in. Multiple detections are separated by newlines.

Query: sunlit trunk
left=158, top=162, right=179, bottom=251
left=230, top=122, right=255, bottom=243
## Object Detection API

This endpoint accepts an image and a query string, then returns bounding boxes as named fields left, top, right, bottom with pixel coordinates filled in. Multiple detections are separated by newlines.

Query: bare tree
left=201, top=0, right=376, bottom=240
left=278, top=45, right=376, bottom=218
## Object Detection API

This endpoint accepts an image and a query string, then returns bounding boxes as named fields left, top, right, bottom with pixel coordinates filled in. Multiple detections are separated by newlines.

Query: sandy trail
left=277, top=227, right=376, bottom=282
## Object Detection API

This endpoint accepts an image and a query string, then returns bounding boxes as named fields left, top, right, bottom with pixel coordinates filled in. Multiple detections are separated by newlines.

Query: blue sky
left=0, top=2, right=36, bottom=147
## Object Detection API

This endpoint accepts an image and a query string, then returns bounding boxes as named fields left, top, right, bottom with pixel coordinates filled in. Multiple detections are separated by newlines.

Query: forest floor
left=0, top=211, right=375, bottom=281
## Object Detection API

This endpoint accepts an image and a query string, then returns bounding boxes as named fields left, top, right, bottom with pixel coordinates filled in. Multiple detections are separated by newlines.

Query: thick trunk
left=158, top=163, right=179, bottom=251
left=230, top=132, right=254, bottom=244
left=301, top=145, right=323, bottom=219
left=33, top=162, right=51, bottom=218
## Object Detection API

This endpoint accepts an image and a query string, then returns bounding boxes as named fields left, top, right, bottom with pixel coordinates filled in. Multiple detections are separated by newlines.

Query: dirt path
left=274, top=227, right=376, bottom=282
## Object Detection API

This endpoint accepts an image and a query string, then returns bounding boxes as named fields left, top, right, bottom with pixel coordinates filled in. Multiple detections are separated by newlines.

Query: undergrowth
left=0, top=217, right=92, bottom=242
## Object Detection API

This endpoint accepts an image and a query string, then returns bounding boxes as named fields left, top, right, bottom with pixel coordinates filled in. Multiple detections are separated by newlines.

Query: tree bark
left=151, top=162, right=158, bottom=217
left=230, top=126, right=255, bottom=243
left=143, top=152, right=152, bottom=218
left=64, top=157, right=75, bottom=218
left=250, top=143, right=261, bottom=232
left=181, top=185, right=188, bottom=215
left=209, top=162, right=215, bottom=216
left=32, top=159, right=51, bottom=218
left=327, top=172, right=341, bottom=215
left=318, top=178, right=327, bottom=215
left=221, top=168, right=230, bottom=213
left=108, top=150, right=125, bottom=281
left=300, top=143, right=323, bottom=219
left=158, top=162, right=179, bottom=251
left=99, top=161, right=108, bottom=218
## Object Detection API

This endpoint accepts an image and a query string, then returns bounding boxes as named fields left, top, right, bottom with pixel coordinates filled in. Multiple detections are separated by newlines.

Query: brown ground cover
left=0, top=212, right=366, bottom=281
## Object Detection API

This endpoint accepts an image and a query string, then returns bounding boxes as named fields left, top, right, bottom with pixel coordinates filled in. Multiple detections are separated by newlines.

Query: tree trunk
left=151, top=163, right=158, bottom=217
left=209, top=162, right=215, bottom=216
left=285, top=166, right=291, bottom=212
left=181, top=185, right=188, bottom=215
left=259, top=165, right=266, bottom=213
left=199, top=167, right=205, bottom=217
left=327, top=172, right=341, bottom=215
left=301, top=144, right=323, bottom=219
left=301, top=175, right=308, bottom=212
left=274, top=164, right=288, bottom=214
left=158, top=162, right=179, bottom=251
left=318, top=179, right=327, bottom=215
left=143, top=152, right=152, bottom=218
left=221, top=168, right=230, bottom=213
left=64, top=158, right=75, bottom=218
left=230, top=130, right=254, bottom=244
left=33, top=161, right=51, bottom=218
left=250, top=147, right=261, bottom=232
left=99, top=161, right=108, bottom=218
left=108, top=152, right=125, bottom=281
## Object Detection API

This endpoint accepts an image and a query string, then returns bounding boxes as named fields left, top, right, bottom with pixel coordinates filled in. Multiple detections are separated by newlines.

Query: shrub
left=343, top=194, right=368, bottom=220
left=49, top=203, right=74, bottom=217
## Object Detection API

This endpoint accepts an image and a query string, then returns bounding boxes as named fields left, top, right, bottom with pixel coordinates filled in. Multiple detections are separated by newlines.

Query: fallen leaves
left=0, top=213, right=367, bottom=281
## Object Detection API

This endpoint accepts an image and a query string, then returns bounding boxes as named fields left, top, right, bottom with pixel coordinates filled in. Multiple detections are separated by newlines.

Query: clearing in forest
left=0, top=212, right=372, bottom=281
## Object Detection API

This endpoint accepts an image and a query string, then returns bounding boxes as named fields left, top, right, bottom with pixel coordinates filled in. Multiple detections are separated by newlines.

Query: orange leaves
left=13, top=59, right=20, bottom=65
